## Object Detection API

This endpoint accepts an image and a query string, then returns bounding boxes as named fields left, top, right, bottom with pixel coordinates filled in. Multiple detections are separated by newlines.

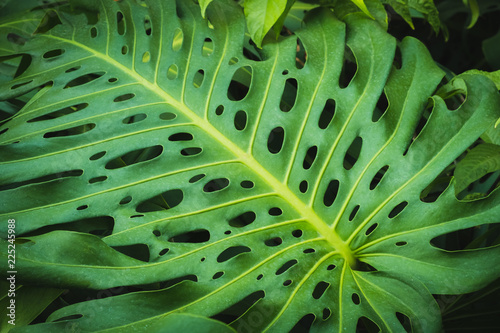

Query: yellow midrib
left=46, top=35, right=356, bottom=267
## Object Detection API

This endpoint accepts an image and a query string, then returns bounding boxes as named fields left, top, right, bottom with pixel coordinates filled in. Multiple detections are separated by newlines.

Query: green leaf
left=244, top=0, right=288, bottom=48
left=454, top=143, right=500, bottom=195
left=0, top=0, right=500, bottom=332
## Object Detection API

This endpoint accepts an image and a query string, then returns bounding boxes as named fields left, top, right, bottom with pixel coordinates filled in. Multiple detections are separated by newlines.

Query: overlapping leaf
left=0, top=0, right=499, bottom=332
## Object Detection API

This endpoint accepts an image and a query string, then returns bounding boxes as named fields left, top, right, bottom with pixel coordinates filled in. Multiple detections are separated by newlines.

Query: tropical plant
left=0, top=0, right=499, bottom=332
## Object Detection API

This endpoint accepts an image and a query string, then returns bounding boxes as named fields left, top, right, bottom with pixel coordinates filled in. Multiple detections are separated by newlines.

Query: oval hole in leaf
left=267, top=127, right=285, bottom=154
left=269, top=207, right=282, bottom=216
left=167, top=64, right=178, bottom=80
left=160, top=112, right=176, bottom=120
left=65, top=66, right=81, bottom=73
left=172, top=28, right=183, bottom=51
left=388, top=201, right=408, bottom=219
left=89, top=176, right=107, bottom=184
left=203, top=38, right=213, bottom=56
left=215, top=105, right=224, bottom=115
left=348, top=205, right=360, bottom=221
left=276, top=259, right=298, bottom=275
left=343, top=136, right=362, bottom=170
left=168, top=132, right=193, bottom=141
left=280, top=78, right=298, bottom=112
left=105, top=145, right=163, bottom=169
left=322, top=308, right=331, bottom=321
left=303, top=146, right=318, bottom=170
left=122, top=113, right=146, bottom=124
left=265, top=237, right=282, bottom=247
left=292, top=229, right=302, bottom=238
left=212, top=271, right=224, bottom=279
left=234, top=110, right=247, bottom=131
left=283, top=279, right=292, bottom=286
left=114, top=93, right=135, bottom=102
left=43, top=49, right=64, bottom=59
left=64, top=72, right=105, bottom=88
left=159, top=248, right=169, bottom=256
left=112, top=244, right=149, bottom=262
left=43, top=124, right=95, bottom=138
left=312, top=281, right=330, bottom=299
left=203, top=178, right=229, bottom=192
left=193, top=69, right=204, bottom=87
left=227, top=66, right=252, bottom=101
left=142, top=51, right=151, bottom=63
left=373, top=92, right=389, bottom=122
left=327, top=264, right=336, bottom=270
left=299, top=180, right=308, bottom=193
left=28, top=103, right=88, bottom=122
left=291, top=314, right=315, bottom=332
left=136, top=189, right=183, bottom=213
left=240, top=180, right=254, bottom=189
left=144, top=16, right=152, bottom=35
left=370, top=165, right=389, bottom=190
left=303, top=248, right=315, bottom=254
left=318, top=98, right=335, bottom=129
left=89, top=151, right=106, bottom=161
left=180, top=147, right=202, bottom=156
left=323, top=180, right=339, bottom=207
left=352, top=293, right=360, bottom=305
left=90, top=27, right=97, bottom=38
left=396, top=241, right=407, bottom=247
left=365, top=223, right=378, bottom=236
left=76, top=205, right=88, bottom=210
left=189, top=174, right=205, bottom=183
left=296, top=37, right=306, bottom=69
left=339, top=46, right=357, bottom=88
left=116, top=11, right=125, bottom=35
left=119, top=196, right=132, bottom=205
left=168, top=229, right=210, bottom=243
left=217, top=246, right=251, bottom=263
left=228, top=211, right=256, bottom=228
left=420, top=176, right=452, bottom=203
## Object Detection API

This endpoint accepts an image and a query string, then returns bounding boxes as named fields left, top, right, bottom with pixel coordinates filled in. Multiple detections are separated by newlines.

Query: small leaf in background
left=454, top=143, right=500, bottom=195
left=244, top=0, right=288, bottom=47
left=463, top=0, right=480, bottom=28
left=198, top=0, right=213, bottom=18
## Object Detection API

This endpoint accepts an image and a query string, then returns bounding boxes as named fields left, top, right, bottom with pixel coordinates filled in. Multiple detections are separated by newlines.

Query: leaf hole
left=299, top=180, right=308, bottom=193
left=269, top=207, right=282, bottom=216
left=64, top=72, right=105, bottom=88
left=396, top=312, right=412, bottom=333
left=388, top=201, right=408, bottom=219
left=65, top=66, right=81, bottom=73
left=430, top=223, right=500, bottom=251
left=90, top=27, right=97, bottom=38
left=312, top=281, right=330, bottom=299
left=212, top=271, right=224, bottom=279
left=159, top=248, right=169, bottom=256
left=160, top=112, right=176, bottom=120
left=167, top=64, right=178, bottom=80
left=343, top=136, right=362, bottom=170
left=193, top=69, right=204, bottom=88
left=295, top=37, right=306, bottom=69
left=116, top=11, right=125, bottom=35
left=267, top=126, right=285, bottom=154
left=119, top=196, right=132, bottom=205
left=43, top=124, right=96, bottom=138
left=323, top=180, right=339, bottom=207
left=215, top=105, right=224, bottom=115
left=444, top=91, right=466, bottom=111
left=256, top=274, right=263, bottom=280
left=142, top=51, right=151, bottom=63
left=322, top=308, right=331, bottom=321
left=168, top=229, right=209, bottom=243
left=404, top=103, right=432, bottom=155
left=303, top=146, right=318, bottom=170
left=303, top=248, right=315, bottom=254
left=152, top=230, right=161, bottom=237
left=372, top=92, right=389, bottom=122
left=280, top=78, right=298, bottom=112
left=90, top=151, right=106, bottom=160
left=276, top=259, right=298, bottom=275
left=234, top=110, right=248, bottom=131
left=189, top=174, right=206, bottom=183
left=210, top=290, right=264, bottom=324
left=224, top=230, right=231, bottom=235
left=365, top=223, right=378, bottom=236
left=291, top=314, right=315, bottom=332
left=227, top=66, right=252, bottom=101
left=240, top=180, right=254, bottom=189
left=144, top=16, right=152, bottom=35
left=7, top=33, right=27, bottom=46
left=282, top=69, right=289, bottom=75
left=76, top=205, right=88, bottom=210
left=43, top=49, right=64, bottom=59
left=228, top=57, right=238, bottom=65
left=228, top=211, right=256, bottom=227
left=114, top=93, right=135, bottom=102
left=327, top=264, right=336, bottom=270
left=264, top=237, right=283, bottom=247
left=352, top=293, right=360, bottom=305
left=105, top=145, right=163, bottom=169
left=283, top=279, right=292, bottom=286
left=203, top=178, right=230, bottom=192
left=172, top=28, right=184, bottom=51
left=180, top=147, right=202, bottom=156
left=292, top=229, right=302, bottom=238
left=217, top=246, right=251, bottom=263
left=108, top=77, right=118, bottom=83
left=395, top=241, right=407, bottom=246
left=121, top=45, right=128, bottom=55
left=89, top=176, right=107, bottom=184
left=318, top=98, right=336, bottom=129
left=203, top=38, right=213, bottom=56
left=420, top=176, right=452, bottom=203
left=348, top=205, right=360, bottom=221
left=28, top=103, right=88, bottom=122
left=122, top=113, right=146, bottom=124
left=136, top=189, right=183, bottom=213
left=339, top=46, right=357, bottom=88
left=370, top=165, right=389, bottom=190
left=168, top=132, right=193, bottom=141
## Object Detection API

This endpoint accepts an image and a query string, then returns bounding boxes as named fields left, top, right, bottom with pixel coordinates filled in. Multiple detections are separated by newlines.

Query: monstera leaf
left=1, top=0, right=499, bottom=332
